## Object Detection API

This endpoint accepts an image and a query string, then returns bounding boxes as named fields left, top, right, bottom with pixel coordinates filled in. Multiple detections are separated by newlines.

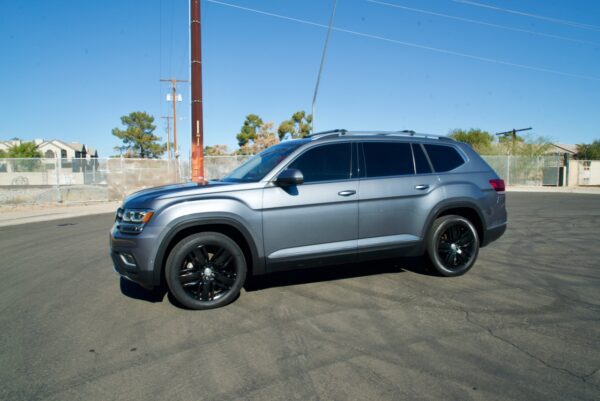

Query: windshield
left=221, top=140, right=307, bottom=183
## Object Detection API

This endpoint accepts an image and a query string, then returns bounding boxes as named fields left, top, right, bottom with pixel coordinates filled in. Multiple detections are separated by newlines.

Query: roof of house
left=2, top=139, right=98, bottom=156
left=549, top=143, right=578, bottom=155
left=38, top=139, right=83, bottom=152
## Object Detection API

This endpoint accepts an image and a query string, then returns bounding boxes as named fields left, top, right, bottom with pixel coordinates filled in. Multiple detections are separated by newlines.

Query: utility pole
left=161, top=116, right=173, bottom=160
left=496, top=127, right=532, bottom=155
left=191, top=0, right=205, bottom=182
left=160, top=78, right=188, bottom=159
left=496, top=127, right=532, bottom=186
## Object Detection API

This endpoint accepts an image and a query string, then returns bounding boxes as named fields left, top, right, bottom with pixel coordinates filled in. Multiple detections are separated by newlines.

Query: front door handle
left=338, top=190, right=356, bottom=197
left=415, top=185, right=430, bottom=190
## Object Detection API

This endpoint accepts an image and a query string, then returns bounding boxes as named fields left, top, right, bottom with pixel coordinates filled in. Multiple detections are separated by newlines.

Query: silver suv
left=110, top=130, right=507, bottom=309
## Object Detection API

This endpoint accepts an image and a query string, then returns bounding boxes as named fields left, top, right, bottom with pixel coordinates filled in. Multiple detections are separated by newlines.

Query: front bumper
left=110, top=224, right=162, bottom=289
left=111, top=254, right=156, bottom=289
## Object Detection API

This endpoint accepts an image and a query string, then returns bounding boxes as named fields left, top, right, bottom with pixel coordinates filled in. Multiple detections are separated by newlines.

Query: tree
left=576, top=140, right=600, bottom=160
left=496, top=133, right=524, bottom=155
left=515, top=135, right=552, bottom=157
left=449, top=129, right=494, bottom=154
left=7, top=141, right=42, bottom=158
left=278, top=111, right=312, bottom=140
left=112, top=111, right=166, bottom=158
left=204, top=144, right=230, bottom=156
left=5, top=141, right=42, bottom=172
left=238, top=122, right=279, bottom=155
left=236, top=114, right=264, bottom=147
left=495, top=134, right=551, bottom=156
left=0, top=149, right=6, bottom=158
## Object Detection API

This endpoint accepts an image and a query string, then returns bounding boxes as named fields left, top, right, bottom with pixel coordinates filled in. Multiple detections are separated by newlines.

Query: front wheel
left=165, top=232, right=247, bottom=310
left=426, top=215, right=479, bottom=277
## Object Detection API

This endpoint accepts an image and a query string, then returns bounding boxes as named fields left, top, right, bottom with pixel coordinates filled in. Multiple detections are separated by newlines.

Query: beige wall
left=0, top=168, right=84, bottom=186
left=568, top=161, right=579, bottom=187
left=577, top=161, right=600, bottom=186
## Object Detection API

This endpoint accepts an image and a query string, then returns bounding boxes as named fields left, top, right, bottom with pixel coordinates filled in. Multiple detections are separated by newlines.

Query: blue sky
left=1, top=0, right=599, bottom=158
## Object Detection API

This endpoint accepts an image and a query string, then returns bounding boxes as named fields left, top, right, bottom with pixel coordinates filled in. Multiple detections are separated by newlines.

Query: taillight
left=489, top=178, right=505, bottom=192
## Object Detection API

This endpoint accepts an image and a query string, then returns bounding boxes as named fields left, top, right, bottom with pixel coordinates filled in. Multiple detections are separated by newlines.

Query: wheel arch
left=423, top=201, right=485, bottom=250
left=153, top=218, right=263, bottom=287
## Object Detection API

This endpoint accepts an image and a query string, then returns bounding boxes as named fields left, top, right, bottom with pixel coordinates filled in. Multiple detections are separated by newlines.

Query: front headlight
left=121, top=209, right=154, bottom=224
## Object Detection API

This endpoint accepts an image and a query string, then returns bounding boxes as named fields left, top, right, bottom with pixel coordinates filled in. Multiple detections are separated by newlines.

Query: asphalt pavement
left=0, top=193, right=599, bottom=401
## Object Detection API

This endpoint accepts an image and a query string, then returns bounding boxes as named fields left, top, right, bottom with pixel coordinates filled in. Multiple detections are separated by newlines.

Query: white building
left=0, top=139, right=98, bottom=158
left=0, top=140, right=20, bottom=153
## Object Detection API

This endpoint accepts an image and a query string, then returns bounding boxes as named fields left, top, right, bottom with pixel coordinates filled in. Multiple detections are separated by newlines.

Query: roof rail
left=308, top=129, right=453, bottom=141
left=306, top=129, right=348, bottom=138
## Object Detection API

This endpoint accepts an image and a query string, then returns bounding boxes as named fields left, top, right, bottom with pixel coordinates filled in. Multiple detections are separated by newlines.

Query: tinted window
left=288, top=143, right=351, bottom=183
left=424, top=144, right=464, bottom=172
left=362, top=142, right=414, bottom=177
left=412, top=143, right=432, bottom=174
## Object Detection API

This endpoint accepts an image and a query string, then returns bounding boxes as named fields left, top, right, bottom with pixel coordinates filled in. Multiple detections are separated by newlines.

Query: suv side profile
left=110, top=130, right=507, bottom=309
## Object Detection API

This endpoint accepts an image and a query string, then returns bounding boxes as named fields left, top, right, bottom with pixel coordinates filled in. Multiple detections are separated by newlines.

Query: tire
left=426, top=215, right=479, bottom=277
left=165, top=232, right=247, bottom=310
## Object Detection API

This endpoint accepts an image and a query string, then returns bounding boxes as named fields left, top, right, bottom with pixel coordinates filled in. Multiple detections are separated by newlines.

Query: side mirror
left=275, top=168, right=304, bottom=186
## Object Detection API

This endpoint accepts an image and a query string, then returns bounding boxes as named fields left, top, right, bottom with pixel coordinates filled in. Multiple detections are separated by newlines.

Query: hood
left=123, top=180, right=235, bottom=208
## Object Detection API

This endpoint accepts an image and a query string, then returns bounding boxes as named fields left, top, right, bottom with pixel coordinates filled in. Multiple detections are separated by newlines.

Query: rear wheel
left=165, top=232, right=247, bottom=310
left=426, top=215, right=479, bottom=277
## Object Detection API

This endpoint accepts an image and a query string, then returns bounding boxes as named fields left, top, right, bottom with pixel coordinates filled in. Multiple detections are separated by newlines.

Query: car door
left=357, top=141, right=441, bottom=261
left=262, top=142, right=359, bottom=271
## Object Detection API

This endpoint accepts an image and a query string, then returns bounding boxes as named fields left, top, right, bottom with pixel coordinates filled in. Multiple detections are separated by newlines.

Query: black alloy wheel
left=166, top=232, right=247, bottom=309
left=427, top=215, right=479, bottom=277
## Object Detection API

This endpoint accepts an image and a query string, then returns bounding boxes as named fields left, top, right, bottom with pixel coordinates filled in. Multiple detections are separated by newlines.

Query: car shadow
left=244, top=256, right=435, bottom=292
left=119, top=278, right=167, bottom=303
left=119, top=256, right=435, bottom=306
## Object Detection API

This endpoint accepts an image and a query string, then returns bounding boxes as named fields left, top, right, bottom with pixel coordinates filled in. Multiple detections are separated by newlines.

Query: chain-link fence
left=0, top=156, right=251, bottom=204
left=482, top=155, right=563, bottom=186
left=0, top=154, right=580, bottom=204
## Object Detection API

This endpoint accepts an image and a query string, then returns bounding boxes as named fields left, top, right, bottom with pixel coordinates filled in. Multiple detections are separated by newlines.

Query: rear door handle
left=338, top=190, right=356, bottom=197
left=415, top=185, right=429, bottom=190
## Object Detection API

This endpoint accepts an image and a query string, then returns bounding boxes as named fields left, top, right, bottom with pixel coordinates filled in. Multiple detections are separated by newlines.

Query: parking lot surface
left=0, top=193, right=599, bottom=401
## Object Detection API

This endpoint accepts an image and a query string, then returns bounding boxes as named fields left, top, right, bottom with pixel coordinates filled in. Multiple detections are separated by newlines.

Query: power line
left=206, top=0, right=600, bottom=82
left=453, top=0, right=600, bottom=32
left=312, top=0, right=338, bottom=133
left=368, top=0, right=600, bottom=47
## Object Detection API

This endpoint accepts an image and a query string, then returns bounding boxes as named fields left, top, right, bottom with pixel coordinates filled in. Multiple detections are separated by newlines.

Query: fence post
left=556, top=154, right=560, bottom=187
left=56, top=157, right=62, bottom=203
left=506, top=155, right=511, bottom=186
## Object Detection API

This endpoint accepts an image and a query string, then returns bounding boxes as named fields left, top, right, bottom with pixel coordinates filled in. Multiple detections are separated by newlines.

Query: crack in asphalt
left=583, top=367, right=600, bottom=380
left=462, top=309, right=599, bottom=389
